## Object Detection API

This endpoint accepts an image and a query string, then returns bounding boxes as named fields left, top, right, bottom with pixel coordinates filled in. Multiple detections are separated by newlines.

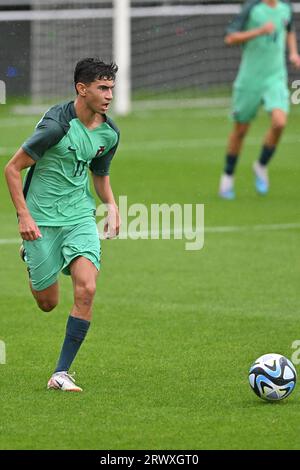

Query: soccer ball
left=249, top=353, right=297, bottom=401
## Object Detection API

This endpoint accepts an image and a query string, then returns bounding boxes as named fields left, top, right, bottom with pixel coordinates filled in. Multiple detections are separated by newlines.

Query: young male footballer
left=219, top=0, right=300, bottom=199
left=5, top=58, right=120, bottom=391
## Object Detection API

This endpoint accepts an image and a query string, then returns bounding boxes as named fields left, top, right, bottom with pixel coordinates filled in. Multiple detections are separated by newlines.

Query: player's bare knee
left=37, top=299, right=57, bottom=312
left=75, top=282, right=96, bottom=305
left=272, top=119, right=286, bottom=134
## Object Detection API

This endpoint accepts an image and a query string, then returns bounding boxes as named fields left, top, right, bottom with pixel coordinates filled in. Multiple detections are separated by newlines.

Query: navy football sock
left=54, top=315, right=90, bottom=373
left=224, top=153, right=238, bottom=175
left=259, top=145, right=276, bottom=166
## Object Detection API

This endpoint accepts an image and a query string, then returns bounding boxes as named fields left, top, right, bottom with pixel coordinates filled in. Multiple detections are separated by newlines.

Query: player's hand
left=260, top=22, right=275, bottom=35
left=103, top=204, right=121, bottom=239
left=18, top=213, right=42, bottom=241
left=289, top=53, right=300, bottom=69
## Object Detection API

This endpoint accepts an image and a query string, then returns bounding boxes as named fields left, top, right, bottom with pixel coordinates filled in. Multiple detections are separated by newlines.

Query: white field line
left=1, top=134, right=300, bottom=157
left=121, top=135, right=300, bottom=152
left=1, top=223, right=299, bottom=246
left=2, top=104, right=230, bottom=122
left=126, top=223, right=300, bottom=238
left=11, top=99, right=231, bottom=116
left=132, top=98, right=230, bottom=110
left=0, top=238, right=21, bottom=245
left=0, top=107, right=228, bottom=127
left=0, top=117, right=40, bottom=127
left=5, top=101, right=300, bottom=120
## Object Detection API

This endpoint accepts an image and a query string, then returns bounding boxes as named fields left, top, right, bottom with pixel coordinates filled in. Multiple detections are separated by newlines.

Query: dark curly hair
left=74, top=58, right=118, bottom=92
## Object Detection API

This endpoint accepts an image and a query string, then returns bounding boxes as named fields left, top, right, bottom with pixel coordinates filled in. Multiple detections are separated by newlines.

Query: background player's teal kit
left=228, top=0, right=293, bottom=122
left=22, top=101, right=119, bottom=290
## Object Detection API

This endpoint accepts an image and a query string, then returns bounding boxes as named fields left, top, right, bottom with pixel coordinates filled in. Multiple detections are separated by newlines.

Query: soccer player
left=219, top=0, right=300, bottom=199
left=4, top=58, right=120, bottom=392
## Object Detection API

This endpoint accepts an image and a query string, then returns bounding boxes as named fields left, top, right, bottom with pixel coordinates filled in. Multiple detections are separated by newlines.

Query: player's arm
left=5, top=115, right=64, bottom=241
left=89, top=126, right=120, bottom=239
left=287, top=31, right=300, bottom=68
left=92, top=174, right=120, bottom=238
left=225, top=22, right=274, bottom=45
left=224, top=0, right=274, bottom=46
left=4, top=148, right=42, bottom=241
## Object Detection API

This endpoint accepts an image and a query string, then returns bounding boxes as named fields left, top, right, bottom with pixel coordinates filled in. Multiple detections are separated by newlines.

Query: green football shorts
left=23, top=218, right=101, bottom=291
left=232, top=80, right=290, bottom=123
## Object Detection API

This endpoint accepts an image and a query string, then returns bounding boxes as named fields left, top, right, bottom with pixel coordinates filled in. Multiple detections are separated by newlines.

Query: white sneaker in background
left=219, top=173, right=235, bottom=200
left=253, top=161, right=269, bottom=195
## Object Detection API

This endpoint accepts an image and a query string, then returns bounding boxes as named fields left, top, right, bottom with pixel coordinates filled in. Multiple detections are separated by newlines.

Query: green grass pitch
left=0, top=100, right=300, bottom=450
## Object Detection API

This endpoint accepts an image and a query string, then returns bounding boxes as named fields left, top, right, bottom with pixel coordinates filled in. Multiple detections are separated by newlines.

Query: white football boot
left=219, top=173, right=235, bottom=200
left=47, top=371, right=83, bottom=392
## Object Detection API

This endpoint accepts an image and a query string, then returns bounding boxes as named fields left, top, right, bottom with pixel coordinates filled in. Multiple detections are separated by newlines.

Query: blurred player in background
left=5, top=58, right=120, bottom=392
left=219, top=0, right=300, bottom=199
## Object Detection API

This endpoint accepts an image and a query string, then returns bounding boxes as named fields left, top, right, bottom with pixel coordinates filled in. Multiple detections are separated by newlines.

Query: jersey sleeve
left=22, top=116, right=65, bottom=161
left=89, top=138, right=120, bottom=176
left=226, top=0, right=259, bottom=34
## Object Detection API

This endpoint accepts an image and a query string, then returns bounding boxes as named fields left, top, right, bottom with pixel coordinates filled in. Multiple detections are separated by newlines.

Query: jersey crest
left=94, top=146, right=106, bottom=158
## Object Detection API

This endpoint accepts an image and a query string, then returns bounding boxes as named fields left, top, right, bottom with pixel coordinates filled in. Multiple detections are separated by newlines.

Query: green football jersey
left=22, top=101, right=119, bottom=226
left=227, top=0, right=293, bottom=88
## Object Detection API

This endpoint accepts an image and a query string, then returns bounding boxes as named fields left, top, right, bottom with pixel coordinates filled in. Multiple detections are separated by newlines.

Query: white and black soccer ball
left=249, top=353, right=297, bottom=401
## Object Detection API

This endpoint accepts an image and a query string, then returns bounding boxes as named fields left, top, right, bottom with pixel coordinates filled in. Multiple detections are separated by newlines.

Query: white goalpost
left=113, top=0, right=131, bottom=115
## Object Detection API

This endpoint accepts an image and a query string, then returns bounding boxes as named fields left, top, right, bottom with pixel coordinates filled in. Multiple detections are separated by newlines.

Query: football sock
left=224, top=154, right=238, bottom=175
left=54, top=315, right=90, bottom=373
left=258, top=145, right=276, bottom=166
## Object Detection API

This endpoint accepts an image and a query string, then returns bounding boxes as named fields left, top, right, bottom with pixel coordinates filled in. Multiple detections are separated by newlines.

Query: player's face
left=85, top=78, right=115, bottom=114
